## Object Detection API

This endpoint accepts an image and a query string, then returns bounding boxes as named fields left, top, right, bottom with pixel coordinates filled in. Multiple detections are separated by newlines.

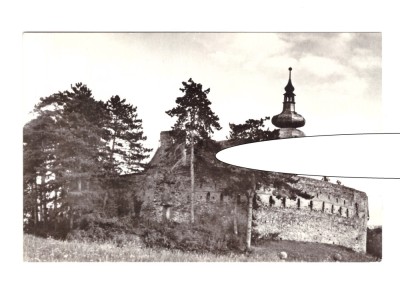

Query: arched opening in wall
left=220, top=193, right=224, bottom=203
left=344, top=200, right=346, bottom=205
left=331, top=205, right=334, bottom=214
left=338, top=207, right=342, bottom=216
left=355, top=203, right=359, bottom=216
left=336, top=198, right=338, bottom=203
left=282, top=197, right=286, bottom=208
left=322, top=202, right=325, bottom=212
left=206, top=192, right=210, bottom=202
left=297, top=198, right=300, bottom=209
left=309, top=200, right=313, bottom=211
left=346, top=208, right=349, bottom=218
left=269, top=196, right=275, bottom=207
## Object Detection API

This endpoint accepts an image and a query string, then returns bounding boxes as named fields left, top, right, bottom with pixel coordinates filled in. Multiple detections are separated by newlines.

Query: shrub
left=66, top=214, right=138, bottom=244
left=141, top=219, right=245, bottom=253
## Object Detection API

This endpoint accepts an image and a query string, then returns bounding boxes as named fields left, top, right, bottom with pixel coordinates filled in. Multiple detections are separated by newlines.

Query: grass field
left=23, top=234, right=379, bottom=262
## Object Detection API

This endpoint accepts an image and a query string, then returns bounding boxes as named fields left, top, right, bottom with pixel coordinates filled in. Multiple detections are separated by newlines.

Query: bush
left=66, top=214, right=138, bottom=244
left=23, top=219, right=71, bottom=240
left=141, top=219, right=245, bottom=253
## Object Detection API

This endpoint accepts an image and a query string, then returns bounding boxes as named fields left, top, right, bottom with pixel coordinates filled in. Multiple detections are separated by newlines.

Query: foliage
left=23, top=83, right=151, bottom=235
left=166, top=78, right=222, bottom=144
left=66, top=214, right=139, bottom=245
left=104, top=95, right=152, bottom=174
left=228, top=117, right=279, bottom=144
left=142, top=220, right=245, bottom=253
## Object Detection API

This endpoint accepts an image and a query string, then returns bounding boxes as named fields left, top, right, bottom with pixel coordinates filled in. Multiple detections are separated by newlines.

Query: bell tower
left=271, top=67, right=306, bottom=138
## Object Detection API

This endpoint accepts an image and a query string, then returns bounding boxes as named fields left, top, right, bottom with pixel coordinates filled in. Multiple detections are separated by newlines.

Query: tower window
left=206, top=192, right=210, bottom=202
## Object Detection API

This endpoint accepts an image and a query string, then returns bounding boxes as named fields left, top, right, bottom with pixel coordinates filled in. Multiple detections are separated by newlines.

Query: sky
left=22, top=32, right=383, bottom=224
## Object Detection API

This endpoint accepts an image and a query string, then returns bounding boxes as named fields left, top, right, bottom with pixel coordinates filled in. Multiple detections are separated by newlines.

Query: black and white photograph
left=23, top=32, right=383, bottom=262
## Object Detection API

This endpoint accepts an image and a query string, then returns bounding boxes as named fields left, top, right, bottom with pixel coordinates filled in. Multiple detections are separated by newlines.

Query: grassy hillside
left=23, top=234, right=378, bottom=262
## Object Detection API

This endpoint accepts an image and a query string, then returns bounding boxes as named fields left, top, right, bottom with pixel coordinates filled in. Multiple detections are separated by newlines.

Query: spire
left=271, top=67, right=305, bottom=138
left=284, top=67, right=295, bottom=102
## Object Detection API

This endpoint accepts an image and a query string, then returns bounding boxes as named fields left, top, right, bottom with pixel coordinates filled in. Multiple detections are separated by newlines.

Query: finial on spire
left=284, top=67, right=295, bottom=95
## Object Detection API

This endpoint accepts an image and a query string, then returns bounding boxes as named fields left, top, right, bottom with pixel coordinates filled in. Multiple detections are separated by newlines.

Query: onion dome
left=272, top=67, right=306, bottom=130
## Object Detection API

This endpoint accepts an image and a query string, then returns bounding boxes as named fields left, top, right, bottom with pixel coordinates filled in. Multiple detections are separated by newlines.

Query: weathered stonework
left=128, top=131, right=369, bottom=253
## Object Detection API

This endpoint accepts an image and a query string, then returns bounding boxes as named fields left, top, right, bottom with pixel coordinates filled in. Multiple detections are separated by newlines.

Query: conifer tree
left=105, top=95, right=152, bottom=174
left=228, top=117, right=278, bottom=144
left=102, top=95, right=152, bottom=216
left=166, top=78, right=221, bottom=223
left=24, top=83, right=152, bottom=231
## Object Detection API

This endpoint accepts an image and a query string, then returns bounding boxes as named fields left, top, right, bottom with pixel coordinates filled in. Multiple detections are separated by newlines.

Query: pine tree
left=102, top=95, right=152, bottom=216
left=24, top=83, right=153, bottom=232
left=105, top=95, right=152, bottom=174
left=25, top=83, right=109, bottom=230
left=166, top=78, right=221, bottom=223
left=228, top=117, right=278, bottom=144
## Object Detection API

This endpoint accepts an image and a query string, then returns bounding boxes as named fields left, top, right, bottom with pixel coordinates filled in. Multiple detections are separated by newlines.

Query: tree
left=24, top=83, right=153, bottom=234
left=105, top=95, right=152, bottom=174
left=26, top=83, right=109, bottom=230
left=228, top=117, right=278, bottom=144
left=166, top=78, right=221, bottom=223
left=23, top=111, right=62, bottom=229
left=225, top=115, right=279, bottom=249
left=102, top=95, right=152, bottom=216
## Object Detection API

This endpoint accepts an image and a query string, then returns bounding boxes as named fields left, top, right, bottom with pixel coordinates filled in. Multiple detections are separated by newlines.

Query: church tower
left=271, top=67, right=306, bottom=138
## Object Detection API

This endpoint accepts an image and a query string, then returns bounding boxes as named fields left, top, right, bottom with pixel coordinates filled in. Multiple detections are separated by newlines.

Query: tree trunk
left=103, top=191, right=109, bottom=211
left=245, top=193, right=253, bottom=250
left=69, top=206, right=74, bottom=229
left=245, top=174, right=257, bottom=250
left=233, top=195, right=238, bottom=235
left=33, top=204, right=37, bottom=225
left=190, top=129, right=195, bottom=224
left=33, top=182, right=38, bottom=225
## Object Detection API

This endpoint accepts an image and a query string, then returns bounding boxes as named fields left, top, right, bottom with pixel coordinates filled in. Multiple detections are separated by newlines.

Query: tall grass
left=23, top=234, right=378, bottom=262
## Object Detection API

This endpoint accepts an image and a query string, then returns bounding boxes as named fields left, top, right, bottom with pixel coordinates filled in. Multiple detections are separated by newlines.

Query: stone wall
left=253, top=187, right=367, bottom=252
left=130, top=131, right=369, bottom=253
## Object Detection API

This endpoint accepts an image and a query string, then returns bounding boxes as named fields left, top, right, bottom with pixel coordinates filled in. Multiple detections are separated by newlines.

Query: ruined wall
left=131, top=131, right=369, bottom=253
left=253, top=185, right=367, bottom=252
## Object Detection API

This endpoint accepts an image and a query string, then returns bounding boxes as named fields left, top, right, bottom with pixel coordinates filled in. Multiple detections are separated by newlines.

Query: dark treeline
left=23, top=83, right=152, bottom=238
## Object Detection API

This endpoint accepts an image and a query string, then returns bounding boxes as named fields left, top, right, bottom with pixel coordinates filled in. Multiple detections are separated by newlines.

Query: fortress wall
left=254, top=184, right=368, bottom=252
left=253, top=207, right=367, bottom=252
left=132, top=133, right=369, bottom=252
